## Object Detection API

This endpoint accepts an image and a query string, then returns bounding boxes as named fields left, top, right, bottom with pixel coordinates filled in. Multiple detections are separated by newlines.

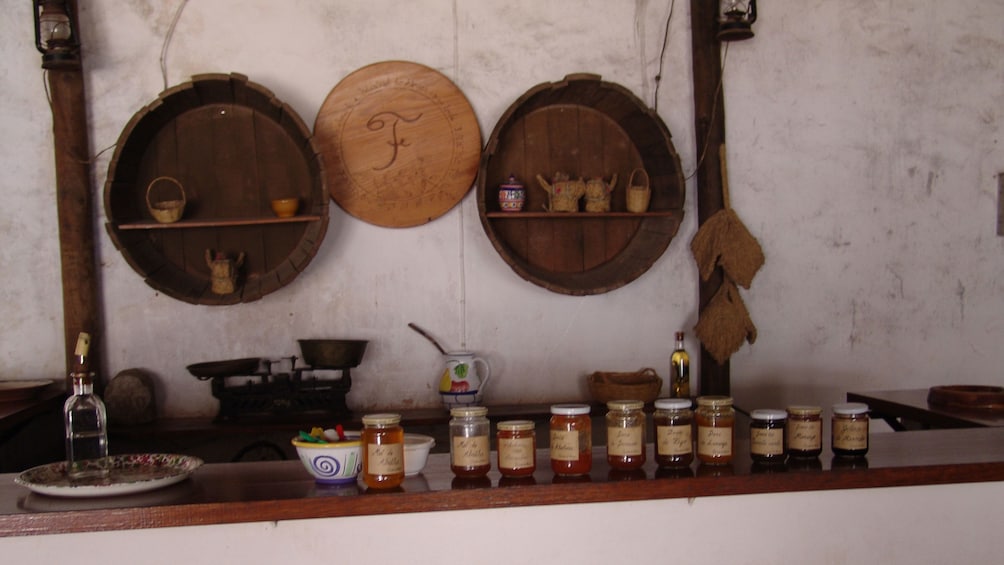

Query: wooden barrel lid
left=313, top=61, right=482, bottom=228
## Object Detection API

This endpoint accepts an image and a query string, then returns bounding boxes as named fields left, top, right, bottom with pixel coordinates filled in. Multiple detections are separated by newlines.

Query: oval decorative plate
left=15, top=454, right=203, bottom=498
left=313, top=61, right=482, bottom=228
left=0, top=380, right=54, bottom=402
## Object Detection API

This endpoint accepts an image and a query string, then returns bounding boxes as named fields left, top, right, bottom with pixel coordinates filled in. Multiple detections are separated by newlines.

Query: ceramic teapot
left=437, top=351, right=491, bottom=402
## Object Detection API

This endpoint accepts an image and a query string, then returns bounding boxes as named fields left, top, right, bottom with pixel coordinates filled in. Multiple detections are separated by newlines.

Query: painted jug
left=437, top=351, right=491, bottom=399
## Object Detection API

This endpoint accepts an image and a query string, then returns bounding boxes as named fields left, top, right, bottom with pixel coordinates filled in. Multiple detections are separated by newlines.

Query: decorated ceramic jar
left=498, top=174, right=526, bottom=212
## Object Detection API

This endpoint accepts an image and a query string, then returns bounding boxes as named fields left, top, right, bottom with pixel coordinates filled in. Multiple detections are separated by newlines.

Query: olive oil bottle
left=670, top=331, right=690, bottom=398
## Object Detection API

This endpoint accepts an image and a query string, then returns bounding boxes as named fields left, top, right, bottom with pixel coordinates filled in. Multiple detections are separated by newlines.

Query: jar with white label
left=696, top=396, right=734, bottom=465
left=831, top=402, right=869, bottom=457
left=361, top=413, right=404, bottom=489
left=653, top=398, right=693, bottom=468
left=749, top=409, right=787, bottom=463
left=449, top=406, right=490, bottom=478
left=497, top=420, right=536, bottom=477
left=786, top=405, right=822, bottom=458
left=605, top=400, right=646, bottom=471
left=549, top=404, right=592, bottom=476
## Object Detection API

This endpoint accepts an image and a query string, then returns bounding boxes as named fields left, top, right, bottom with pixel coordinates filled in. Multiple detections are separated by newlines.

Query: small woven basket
left=625, top=168, right=651, bottom=213
left=587, top=368, right=662, bottom=403
left=146, top=176, right=186, bottom=223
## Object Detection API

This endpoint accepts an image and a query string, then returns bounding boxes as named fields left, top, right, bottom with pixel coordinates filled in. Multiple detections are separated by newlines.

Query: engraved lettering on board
left=367, top=111, right=423, bottom=171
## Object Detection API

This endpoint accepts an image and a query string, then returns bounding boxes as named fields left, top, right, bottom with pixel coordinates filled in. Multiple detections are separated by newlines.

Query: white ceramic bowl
left=291, top=431, right=362, bottom=485
left=404, top=433, right=436, bottom=476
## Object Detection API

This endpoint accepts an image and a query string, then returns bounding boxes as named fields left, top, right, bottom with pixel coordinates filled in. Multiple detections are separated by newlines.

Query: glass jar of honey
left=497, top=420, right=536, bottom=477
left=449, top=406, right=490, bottom=478
left=786, top=405, right=822, bottom=458
left=749, top=409, right=787, bottom=463
left=361, top=413, right=404, bottom=489
left=695, top=396, right=734, bottom=465
left=831, top=402, right=869, bottom=457
left=605, top=400, right=646, bottom=471
left=653, top=398, right=694, bottom=468
left=549, top=404, right=592, bottom=476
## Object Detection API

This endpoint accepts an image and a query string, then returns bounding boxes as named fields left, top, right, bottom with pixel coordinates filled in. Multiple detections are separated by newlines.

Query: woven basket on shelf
left=587, top=368, right=662, bottom=403
left=625, top=168, right=651, bottom=213
left=146, top=176, right=186, bottom=223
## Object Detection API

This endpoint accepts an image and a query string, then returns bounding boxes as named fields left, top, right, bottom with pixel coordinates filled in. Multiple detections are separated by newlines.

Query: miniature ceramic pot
left=498, top=175, right=526, bottom=212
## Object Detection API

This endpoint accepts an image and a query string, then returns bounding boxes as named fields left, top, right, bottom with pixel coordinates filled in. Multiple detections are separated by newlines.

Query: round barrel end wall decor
left=313, top=60, right=482, bottom=228
left=104, top=73, right=329, bottom=305
left=477, top=74, right=685, bottom=295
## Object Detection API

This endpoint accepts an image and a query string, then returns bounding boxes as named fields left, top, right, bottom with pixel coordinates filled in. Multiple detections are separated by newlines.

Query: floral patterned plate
left=15, top=454, right=203, bottom=498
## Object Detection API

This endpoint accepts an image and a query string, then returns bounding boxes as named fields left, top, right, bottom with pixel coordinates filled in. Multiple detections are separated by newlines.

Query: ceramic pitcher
left=438, top=351, right=491, bottom=395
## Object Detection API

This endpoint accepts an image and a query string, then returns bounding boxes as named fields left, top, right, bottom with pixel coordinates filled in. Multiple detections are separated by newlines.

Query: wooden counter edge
left=3, top=459, right=1003, bottom=538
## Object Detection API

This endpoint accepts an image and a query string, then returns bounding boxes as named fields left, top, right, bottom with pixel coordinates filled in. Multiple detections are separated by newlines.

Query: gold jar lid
left=787, top=405, right=822, bottom=416
left=696, top=395, right=733, bottom=408
left=607, top=400, right=645, bottom=411
left=361, top=413, right=401, bottom=426
left=450, top=406, right=488, bottom=418
left=497, top=420, right=535, bottom=432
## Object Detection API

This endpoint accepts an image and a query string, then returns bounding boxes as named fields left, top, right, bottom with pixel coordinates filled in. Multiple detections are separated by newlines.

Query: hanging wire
left=686, top=42, right=729, bottom=181
left=42, top=70, right=117, bottom=165
left=161, top=0, right=190, bottom=91
left=653, top=0, right=676, bottom=113
left=650, top=0, right=729, bottom=181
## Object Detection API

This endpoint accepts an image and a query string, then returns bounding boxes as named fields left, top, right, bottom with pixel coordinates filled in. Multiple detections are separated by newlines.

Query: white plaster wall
left=1, top=0, right=1002, bottom=418
left=2, top=481, right=1002, bottom=564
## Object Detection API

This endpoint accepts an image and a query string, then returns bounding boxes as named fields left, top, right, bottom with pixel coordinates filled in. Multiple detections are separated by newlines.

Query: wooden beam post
left=42, top=0, right=102, bottom=389
left=690, top=0, right=730, bottom=395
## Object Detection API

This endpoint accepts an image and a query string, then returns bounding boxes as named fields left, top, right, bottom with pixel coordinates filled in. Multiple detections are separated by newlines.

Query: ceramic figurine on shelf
left=584, top=173, right=617, bottom=212
left=536, top=172, right=585, bottom=213
left=498, top=174, right=526, bottom=212
left=205, top=249, right=245, bottom=295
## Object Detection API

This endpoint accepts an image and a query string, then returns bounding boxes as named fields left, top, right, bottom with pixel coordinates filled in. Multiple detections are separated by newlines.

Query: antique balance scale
left=186, top=340, right=367, bottom=421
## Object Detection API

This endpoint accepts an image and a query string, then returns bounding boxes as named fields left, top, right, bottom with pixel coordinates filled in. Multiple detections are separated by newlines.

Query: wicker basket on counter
left=587, top=368, right=662, bottom=403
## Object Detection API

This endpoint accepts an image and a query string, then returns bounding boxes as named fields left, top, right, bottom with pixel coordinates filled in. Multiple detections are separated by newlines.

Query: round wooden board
left=314, top=61, right=482, bottom=228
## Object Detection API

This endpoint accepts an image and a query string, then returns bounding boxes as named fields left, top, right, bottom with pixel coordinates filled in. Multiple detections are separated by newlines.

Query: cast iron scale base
left=187, top=356, right=355, bottom=422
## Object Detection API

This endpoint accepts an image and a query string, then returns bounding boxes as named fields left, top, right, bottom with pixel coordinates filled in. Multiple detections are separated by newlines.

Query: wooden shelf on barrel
left=117, top=215, right=324, bottom=230
left=485, top=211, right=681, bottom=219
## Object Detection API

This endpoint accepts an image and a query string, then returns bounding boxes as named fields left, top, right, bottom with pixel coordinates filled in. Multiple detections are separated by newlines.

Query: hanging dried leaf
left=689, top=143, right=765, bottom=288
left=694, top=278, right=758, bottom=364
left=690, top=209, right=764, bottom=288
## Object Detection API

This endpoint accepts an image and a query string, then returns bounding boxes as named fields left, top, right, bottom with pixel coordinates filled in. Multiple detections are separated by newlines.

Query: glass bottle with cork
left=63, top=332, right=110, bottom=481
left=670, top=331, right=690, bottom=398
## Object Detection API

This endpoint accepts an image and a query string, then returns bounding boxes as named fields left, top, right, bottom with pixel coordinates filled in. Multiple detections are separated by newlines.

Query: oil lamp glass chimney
left=718, top=0, right=757, bottom=42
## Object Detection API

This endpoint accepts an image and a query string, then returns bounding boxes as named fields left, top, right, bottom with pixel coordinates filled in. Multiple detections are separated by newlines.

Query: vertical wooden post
left=42, top=0, right=102, bottom=389
left=690, top=0, right=729, bottom=395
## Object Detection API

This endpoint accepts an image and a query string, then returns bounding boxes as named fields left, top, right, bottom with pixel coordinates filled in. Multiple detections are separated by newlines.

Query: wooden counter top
left=3, top=425, right=1004, bottom=538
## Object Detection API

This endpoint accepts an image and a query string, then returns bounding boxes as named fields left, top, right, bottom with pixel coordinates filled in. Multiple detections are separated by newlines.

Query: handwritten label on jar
left=607, top=427, right=643, bottom=457
left=657, top=424, right=693, bottom=456
left=550, top=429, right=580, bottom=461
left=366, top=443, right=403, bottom=475
left=788, top=420, right=821, bottom=451
left=697, top=426, right=732, bottom=457
left=750, top=428, right=784, bottom=455
left=452, top=436, right=490, bottom=467
left=833, top=420, right=868, bottom=450
left=499, top=436, right=534, bottom=469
